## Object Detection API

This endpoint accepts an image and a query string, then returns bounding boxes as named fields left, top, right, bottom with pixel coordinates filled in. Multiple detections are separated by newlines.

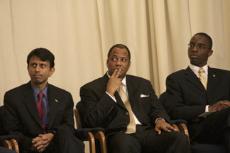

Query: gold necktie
left=118, top=84, right=136, bottom=133
left=198, top=68, right=207, bottom=89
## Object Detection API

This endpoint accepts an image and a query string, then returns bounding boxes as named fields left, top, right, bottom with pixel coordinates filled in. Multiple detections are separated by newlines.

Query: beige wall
left=1, top=0, right=230, bottom=105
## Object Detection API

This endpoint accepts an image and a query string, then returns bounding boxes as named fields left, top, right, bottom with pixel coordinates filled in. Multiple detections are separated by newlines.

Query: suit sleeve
left=165, top=75, right=206, bottom=120
left=144, top=80, right=170, bottom=122
left=79, top=86, right=119, bottom=128
left=60, top=92, right=75, bottom=129
left=3, top=92, right=33, bottom=151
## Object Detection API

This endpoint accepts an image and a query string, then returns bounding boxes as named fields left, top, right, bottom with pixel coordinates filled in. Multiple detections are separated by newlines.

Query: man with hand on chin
left=78, top=44, right=190, bottom=153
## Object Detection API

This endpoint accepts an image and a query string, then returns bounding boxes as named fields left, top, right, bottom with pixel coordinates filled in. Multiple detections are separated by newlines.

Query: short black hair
left=107, top=44, right=131, bottom=60
left=194, top=32, right=213, bottom=49
left=27, top=48, right=55, bottom=68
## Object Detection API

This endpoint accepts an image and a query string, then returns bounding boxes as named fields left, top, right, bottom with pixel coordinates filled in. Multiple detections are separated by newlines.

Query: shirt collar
left=189, top=64, right=208, bottom=75
left=33, top=86, right=48, bottom=98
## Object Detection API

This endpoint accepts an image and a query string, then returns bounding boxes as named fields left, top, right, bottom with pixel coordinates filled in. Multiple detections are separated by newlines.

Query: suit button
left=125, top=112, right=129, bottom=115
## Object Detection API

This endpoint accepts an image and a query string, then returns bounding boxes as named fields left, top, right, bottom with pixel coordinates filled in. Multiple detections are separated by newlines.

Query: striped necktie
left=118, top=84, right=136, bottom=133
left=37, top=92, right=45, bottom=128
left=198, top=68, right=207, bottom=89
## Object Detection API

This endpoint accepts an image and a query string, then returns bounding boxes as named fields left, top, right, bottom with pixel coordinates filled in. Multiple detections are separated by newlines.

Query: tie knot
left=198, top=68, right=205, bottom=74
left=118, top=83, right=124, bottom=89
left=37, top=91, right=44, bottom=99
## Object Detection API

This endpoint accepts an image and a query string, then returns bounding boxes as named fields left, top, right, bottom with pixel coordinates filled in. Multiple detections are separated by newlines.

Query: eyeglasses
left=188, top=43, right=209, bottom=50
left=109, top=56, right=129, bottom=63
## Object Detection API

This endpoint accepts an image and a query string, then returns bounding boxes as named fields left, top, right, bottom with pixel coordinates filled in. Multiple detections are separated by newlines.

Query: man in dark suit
left=3, top=48, right=84, bottom=153
left=78, top=44, right=190, bottom=153
left=163, top=32, right=230, bottom=152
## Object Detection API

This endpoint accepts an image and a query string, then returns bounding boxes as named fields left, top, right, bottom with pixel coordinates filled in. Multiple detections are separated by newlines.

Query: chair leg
left=87, top=132, right=96, bottom=153
left=10, top=139, right=20, bottom=153
left=2, top=140, right=12, bottom=150
left=94, top=131, right=107, bottom=153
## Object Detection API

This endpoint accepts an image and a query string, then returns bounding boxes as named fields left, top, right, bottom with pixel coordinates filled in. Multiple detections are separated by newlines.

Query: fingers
left=111, top=68, right=122, bottom=78
left=172, top=124, right=179, bottom=132
left=154, top=127, right=161, bottom=134
left=165, top=124, right=177, bottom=132
left=106, top=68, right=122, bottom=95
left=155, top=122, right=178, bottom=134
left=32, top=134, right=51, bottom=152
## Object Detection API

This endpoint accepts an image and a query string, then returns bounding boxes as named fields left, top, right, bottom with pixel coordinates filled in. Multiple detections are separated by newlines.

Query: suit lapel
left=114, top=91, right=126, bottom=109
left=126, top=76, right=136, bottom=106
left=47, top=85, right=61, bottom=128
left=23, top=83, right=42, bottom=127
left=126, top=76, right=149, bottom=124
left=184, top=67, right=205, bottom=91
left=207, top=67, right=219, bottom=96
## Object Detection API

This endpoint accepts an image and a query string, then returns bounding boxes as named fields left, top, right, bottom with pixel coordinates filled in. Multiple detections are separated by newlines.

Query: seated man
left=163, top=32, right=230, bottom=152
left=78, top=44, right=190, bottom=153
left=4, top=48, right=84, bottom=153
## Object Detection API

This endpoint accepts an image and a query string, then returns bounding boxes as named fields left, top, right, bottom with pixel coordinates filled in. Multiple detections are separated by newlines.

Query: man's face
left=107, top=47, right=130, bottom=78
left=27, top=56, right=54, bottom=87
left=188, top=35, right=213, bottom=67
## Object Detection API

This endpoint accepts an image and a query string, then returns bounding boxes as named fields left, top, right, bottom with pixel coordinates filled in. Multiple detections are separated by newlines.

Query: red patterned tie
left=37, top=92, right=44, bottom=126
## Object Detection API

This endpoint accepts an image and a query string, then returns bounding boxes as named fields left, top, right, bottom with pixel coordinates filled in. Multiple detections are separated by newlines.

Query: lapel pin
left=212, top=74, right=216, bottom=78
left=54, top=99, right=59, bottom=103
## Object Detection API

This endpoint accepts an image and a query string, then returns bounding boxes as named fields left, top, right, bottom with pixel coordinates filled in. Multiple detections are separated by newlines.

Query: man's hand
left=32, top=133, right=54, bottom=152
left=106, top=68, right=122, bottom=96
left=154, top=118, right=178, bottom=134
left=209, top=100, right=230, bottom=112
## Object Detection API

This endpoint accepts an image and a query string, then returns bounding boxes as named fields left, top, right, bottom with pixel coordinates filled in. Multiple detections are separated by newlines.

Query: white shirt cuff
left=105, top=91, right=117, bottom=102
left=205, top=105, right=209, bottom=112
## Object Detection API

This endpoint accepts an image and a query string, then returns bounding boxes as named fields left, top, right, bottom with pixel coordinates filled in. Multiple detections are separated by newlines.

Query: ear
left=128, top=60, right=131, bottom=69
left=106, top=59, right=109, bottom=68
left=208, top=49, right=213, bottom=57
left=49, top=67, right=55, bottom=77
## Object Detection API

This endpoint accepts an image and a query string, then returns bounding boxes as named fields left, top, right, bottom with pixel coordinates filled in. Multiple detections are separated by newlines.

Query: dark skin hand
left=154, top=119, right=178, bottom=134
left=106, top=68, right=123, bottom=96
left=209, top=100, right=230, bottom=112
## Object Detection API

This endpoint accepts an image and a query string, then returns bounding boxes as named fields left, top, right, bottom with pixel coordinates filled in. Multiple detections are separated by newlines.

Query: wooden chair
left=1, top=104, right=94, bottom=153
left=74, top=108, right=107, bottom=153
left=0, top=106, right=19, bottom=153
left=0, top=138, right=19, bottom=153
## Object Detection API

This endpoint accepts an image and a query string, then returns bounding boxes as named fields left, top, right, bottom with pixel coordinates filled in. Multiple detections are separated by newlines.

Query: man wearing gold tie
left=78, top=44, right=190, bottom=153
left=162, top=32, right=230, bottom=152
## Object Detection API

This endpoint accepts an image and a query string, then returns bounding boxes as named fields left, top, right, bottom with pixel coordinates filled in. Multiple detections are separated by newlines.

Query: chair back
left=74, top=108, right=82, bottom=128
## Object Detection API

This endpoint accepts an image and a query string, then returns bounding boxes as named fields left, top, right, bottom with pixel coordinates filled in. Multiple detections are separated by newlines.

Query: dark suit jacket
left=164, top=67, right=230, bottom=122
left=3, top=82, right=74, bottom=151
left=78, top=74, right=169, bottom=134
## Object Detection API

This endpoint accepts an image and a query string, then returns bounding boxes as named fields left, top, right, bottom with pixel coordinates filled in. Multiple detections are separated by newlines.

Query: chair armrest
left=93, top=131, right=107, bottom=153
left=9, top=139, right=20, bottom=153
left=75, top=128, right=107, bottom=153
left=177, top=123, right=189, bottom=137
left=0, top=136, right=19, bottom=153
left=1, top=139, right=12, bottom=149
left=169, top=120, right=190, bottom=143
